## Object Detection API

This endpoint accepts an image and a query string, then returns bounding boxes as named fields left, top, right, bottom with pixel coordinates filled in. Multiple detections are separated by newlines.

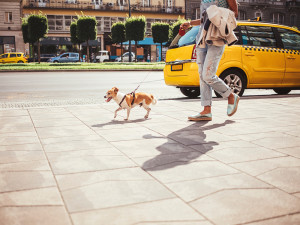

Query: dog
left=104, top=87, right=157, bottom=120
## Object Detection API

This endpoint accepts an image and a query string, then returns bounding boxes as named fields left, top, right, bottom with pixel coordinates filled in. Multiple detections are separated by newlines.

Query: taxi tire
left=180, top=87, right=200, bottom=98
left=215, top=69, right=246, bottom=98
left=17, top=61, right=24, bottom=63
left=273, top=88, right=292, bottom=95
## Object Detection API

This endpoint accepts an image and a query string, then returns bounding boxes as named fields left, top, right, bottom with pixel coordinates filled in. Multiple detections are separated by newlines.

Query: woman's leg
left=201, top=45, right=232, bottom=99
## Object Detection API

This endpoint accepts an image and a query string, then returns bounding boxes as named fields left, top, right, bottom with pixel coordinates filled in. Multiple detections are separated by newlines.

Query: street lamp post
left=128, top=0, right=132, bottom=62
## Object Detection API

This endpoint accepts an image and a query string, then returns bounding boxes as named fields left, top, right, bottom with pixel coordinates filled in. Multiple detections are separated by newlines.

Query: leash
left=119, top=70, right=154, bottom=107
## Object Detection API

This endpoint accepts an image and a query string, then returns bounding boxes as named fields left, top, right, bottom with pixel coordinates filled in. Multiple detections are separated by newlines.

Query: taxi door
left=278, top=28, right=300, bottom=86
left=0, top=53, right=9, bottom=64
left=241, top=25, right=285, bottom=86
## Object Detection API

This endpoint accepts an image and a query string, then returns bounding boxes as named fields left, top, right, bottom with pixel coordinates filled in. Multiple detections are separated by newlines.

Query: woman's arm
left=180, top=19, right=201, bottom=30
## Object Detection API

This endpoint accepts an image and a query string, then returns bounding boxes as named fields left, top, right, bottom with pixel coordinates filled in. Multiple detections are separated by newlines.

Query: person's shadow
left=142, top=120, right=235, bottom=171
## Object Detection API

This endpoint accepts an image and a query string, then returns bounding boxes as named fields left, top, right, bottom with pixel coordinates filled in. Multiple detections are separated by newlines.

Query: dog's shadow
left=142, top=120, right=235, bottom=171
left=92, top=118, right=150, bottom=128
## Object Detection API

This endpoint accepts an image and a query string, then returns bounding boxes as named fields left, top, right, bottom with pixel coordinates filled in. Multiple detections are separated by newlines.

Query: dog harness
left=119, top=92, right=136, bottom=107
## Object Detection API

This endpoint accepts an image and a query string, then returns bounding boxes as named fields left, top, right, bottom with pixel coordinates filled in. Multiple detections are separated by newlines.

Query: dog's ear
left=113, top=87, right=119, bottom=93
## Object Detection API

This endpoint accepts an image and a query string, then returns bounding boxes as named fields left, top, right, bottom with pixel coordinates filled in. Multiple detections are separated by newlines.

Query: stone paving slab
left=0, top=96, right=300, bottom=225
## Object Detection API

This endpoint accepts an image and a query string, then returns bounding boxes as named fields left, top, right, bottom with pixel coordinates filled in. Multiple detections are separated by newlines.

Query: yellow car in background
left=164, top=22, right=300, bottom=98
left=0, top=52, right=28, bottom=64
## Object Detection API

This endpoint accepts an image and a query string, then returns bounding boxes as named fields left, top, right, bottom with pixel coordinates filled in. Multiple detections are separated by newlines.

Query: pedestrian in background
left=181, top=0, right=240, bottom=121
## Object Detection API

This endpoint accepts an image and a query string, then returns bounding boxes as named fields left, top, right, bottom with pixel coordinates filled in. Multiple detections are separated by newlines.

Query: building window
left=239, top=11, right=246, bottom=20
left=272, top=13, right=285, bottom=24
left=5, top=12, right=12, bottom=23
left=167, top=0, right=173, bottom=8
left=291, top=15, right=296, bottom=27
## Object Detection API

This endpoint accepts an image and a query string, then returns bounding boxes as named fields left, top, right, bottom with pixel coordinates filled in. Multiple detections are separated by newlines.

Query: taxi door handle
left=287, top=55, right=296, bottom=59
left=245, top=52, right=254, bottom=56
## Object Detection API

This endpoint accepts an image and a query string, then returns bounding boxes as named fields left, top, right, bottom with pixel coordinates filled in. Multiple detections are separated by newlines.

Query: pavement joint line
left=255, top=165, right=300, bottom=177
left=69, top=197, right=177, bottom=215
left=227, top=156, right=291, bottom=166
left=130, top=219, right=209, bottom=225
left=241, top=211, right=300, bottom=225
left=165, top=172, right=242, bottom=184
left=188, top=187, right=277, bottom=204
left=68, top=107, right=216, bottom=224
left=27, top=109, right=75, bottom=225
left=0, top=186, right=57, bottom=195
left=61, top=179, right=158, bottom=193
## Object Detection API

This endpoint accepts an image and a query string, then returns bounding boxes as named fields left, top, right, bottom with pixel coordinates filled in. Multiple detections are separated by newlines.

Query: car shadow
left=141, top=120, right=235, bottom=171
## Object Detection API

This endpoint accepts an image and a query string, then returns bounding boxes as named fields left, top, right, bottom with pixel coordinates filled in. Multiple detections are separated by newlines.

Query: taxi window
left=10, top=53, right=17, bottom=58
left=242, top=26, right=277, bottom=48
left=17, top=54, right=22, bottom=57
left=277, top=28, right=300, bottom=51
left=1, top=54, right=8, bottom=58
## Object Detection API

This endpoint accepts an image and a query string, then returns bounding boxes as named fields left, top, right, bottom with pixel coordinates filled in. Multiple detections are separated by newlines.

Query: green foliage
left=111, top=22, right=126, bottom=44
left=70, top=21, right=83, bottom=44
left=151, top=22, right=170, bottom=44
left=125, top=16, right=146, bottom=41
left=27, top=13, right=48, bottom=42
left=169, top=17, right=187, bottom=41
left=76, top=15, right=97, bottom=42
left=21, top=21, right=31, bottom=44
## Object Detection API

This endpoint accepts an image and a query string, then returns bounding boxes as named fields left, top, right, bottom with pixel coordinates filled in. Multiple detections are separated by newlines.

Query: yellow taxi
left=0, top=52, right=28, bottom=64
left=164, top=22, right=300, bottom=98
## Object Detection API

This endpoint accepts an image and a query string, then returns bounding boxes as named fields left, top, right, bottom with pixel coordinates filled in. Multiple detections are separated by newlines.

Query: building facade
left=185, top=0, right=300, bottom=29
left=21, top=0, right=185, bottom=60
left=0, top=0, right=24, bottom=54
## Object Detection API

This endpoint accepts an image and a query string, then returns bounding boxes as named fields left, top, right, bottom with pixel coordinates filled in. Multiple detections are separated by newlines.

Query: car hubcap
left=224, top=74, right=242, bottom=95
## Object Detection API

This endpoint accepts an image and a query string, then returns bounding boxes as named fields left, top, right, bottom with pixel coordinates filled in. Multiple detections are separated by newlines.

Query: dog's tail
left=150, top=95, right=157, bottom=105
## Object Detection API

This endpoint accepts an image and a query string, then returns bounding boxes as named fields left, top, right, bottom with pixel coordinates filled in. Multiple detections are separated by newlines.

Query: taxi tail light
left=191, top=44, right=197, bottom=60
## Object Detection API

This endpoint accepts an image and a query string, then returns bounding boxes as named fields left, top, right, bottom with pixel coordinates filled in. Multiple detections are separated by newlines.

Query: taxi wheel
left=215, top=70, right=246, bottom=98
left=273, top=88, right=291, bottom=95
left=180, top=87, right=200, bottom=98
left=17, top=61, right=24, bottom=63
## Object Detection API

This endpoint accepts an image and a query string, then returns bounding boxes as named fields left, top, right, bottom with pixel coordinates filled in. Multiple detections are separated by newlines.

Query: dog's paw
left=124, top=118, right=128, bottom=121
left=144, top=115, right=148, bottom=119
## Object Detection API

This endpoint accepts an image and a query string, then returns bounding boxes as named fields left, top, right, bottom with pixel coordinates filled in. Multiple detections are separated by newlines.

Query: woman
left=181, top=0, right=239, bottom=121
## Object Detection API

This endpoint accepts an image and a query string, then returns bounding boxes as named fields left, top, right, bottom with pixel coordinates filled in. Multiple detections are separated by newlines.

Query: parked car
left=48, top=52, right=80, bottom=63
left=164, top=21, right=300, bottom=98
left=96, top=50, right=110, bottom=62
left=0, top=52, right=28, bottom=64
left=28, top=54, right=56, bottom=62
left=115, top=52, right=135, bottom=62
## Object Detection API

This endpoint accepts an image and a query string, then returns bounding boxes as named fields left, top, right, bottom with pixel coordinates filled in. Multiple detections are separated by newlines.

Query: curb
left=0, top=69, right=164, bottom=73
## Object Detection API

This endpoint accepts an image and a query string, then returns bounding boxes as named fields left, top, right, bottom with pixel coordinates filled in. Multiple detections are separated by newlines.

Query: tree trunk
left=86, top=40, right=89, bottom=63
left=121, top=42, right=123, bottom=62
left=78, top=44, right=81, bottom=62
left=31, top=43, right=35, bottom=63
left=135, top=41, right=137, bottom=63
left=38, top=39, right=41, bottom=64
left=161, top=43, right=163, bottom=61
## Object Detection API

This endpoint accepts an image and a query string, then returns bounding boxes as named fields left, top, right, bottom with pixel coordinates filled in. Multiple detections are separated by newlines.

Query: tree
left=151, top=22, right=169, bottom=61
left=70, top=21, right=84, bottom=59
left=125, top=16, right=146, bottom=62
left=21, top=19, right=36, bottom=61
left=169, top=17, right=187, bottom=43
left=27, top=13, right=48, bottom=63
left=111, top=22, right=126, bottom=62
left=76, top=15, right=97, bottom=63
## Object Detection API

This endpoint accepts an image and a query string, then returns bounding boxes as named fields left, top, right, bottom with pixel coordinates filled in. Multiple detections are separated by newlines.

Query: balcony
left=23, top=0, right=185, bottom=14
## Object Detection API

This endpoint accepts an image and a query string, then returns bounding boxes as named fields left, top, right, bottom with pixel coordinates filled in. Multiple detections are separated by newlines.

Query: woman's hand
left=180, top=21, right=191, bottom=30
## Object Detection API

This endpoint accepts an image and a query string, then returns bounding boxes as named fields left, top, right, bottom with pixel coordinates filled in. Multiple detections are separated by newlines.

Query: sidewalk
left=1, top=95, right=300, bottom=225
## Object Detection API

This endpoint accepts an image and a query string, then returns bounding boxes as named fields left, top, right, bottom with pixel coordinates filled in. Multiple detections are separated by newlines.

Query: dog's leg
left=143, top=105, right=151, bottom=119
left=114, top=107, right=122, bottom=119
left=125, top=108, right=131, bottom=120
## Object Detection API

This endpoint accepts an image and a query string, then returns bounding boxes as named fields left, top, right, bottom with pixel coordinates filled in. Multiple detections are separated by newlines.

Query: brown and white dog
left=104, top=87, right=157, bottom=120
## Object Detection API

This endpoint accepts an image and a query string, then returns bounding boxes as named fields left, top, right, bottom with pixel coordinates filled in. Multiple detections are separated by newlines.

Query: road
left=0, top=71, right=300, bottom=108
